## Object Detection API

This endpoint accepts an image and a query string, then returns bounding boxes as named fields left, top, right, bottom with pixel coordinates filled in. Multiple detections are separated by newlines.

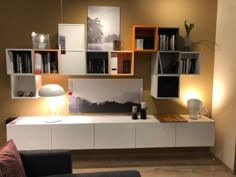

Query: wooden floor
left=71, top=148, right=234, bottom=177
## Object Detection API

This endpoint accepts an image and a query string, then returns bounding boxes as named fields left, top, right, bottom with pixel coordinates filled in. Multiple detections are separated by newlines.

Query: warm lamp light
left=39, top=84, right=65, bottom=123
left=187, top=98, right=202, bottom=119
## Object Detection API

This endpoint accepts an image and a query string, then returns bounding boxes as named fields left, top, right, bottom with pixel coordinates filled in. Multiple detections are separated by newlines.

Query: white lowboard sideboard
left=7, top=115, right=215, bottom=150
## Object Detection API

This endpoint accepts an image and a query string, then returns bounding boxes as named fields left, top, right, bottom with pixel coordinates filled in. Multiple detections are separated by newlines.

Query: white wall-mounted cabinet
left=58, top=24, right=86, bottom=75
left=135, top=122, right=175, bottom=148
left=175, top=115, right=215, bottom=147
left=151, top=51, right=200, bottom=99
left=7, top=124, right=51, bottom=150
left=51, top=124, right=94, bottom=149
left=60, top=51, right=86, bottom=75
left=7, top=115, right=215, bottom=150
left=58, top=24, right=85, bottom=51
left=95, top=123, right=135, bottom=149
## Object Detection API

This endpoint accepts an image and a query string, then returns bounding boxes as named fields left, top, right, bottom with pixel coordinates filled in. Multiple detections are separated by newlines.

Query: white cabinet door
left=7, top=125, right=51, bottom=150
left=175, top=122, right=215, bottom=147
left=60, top=51, right=86, bottom=75
left=95, top=123, right=135, bottom=149
left=58, top=24, right=85, bottom=51
left=51, top=124, right=94, bottom=149
left=135, top=122, right=175, bottom=148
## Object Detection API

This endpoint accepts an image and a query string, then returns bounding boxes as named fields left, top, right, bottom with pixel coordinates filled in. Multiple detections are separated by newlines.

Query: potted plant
left=183, top=20, right=194, bottom=51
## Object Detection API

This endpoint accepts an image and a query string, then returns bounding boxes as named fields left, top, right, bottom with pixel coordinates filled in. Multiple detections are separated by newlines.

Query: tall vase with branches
left=183, top=20, right=194, bottom=51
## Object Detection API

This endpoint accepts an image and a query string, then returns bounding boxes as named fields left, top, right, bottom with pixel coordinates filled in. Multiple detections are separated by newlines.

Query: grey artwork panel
left=69, top=79, right=143, bottom=113
left=87, top=6, right=120, bottom=51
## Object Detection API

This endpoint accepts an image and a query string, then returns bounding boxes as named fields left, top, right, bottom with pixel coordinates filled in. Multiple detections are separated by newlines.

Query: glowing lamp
left=39, top=84, right=65, bottom=122
left=187, top=98, right=202, bottom=119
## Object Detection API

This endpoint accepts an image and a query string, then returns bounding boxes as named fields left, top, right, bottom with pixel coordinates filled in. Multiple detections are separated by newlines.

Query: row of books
left=87, top=58, right=108, bottom=74
left=13, top=52, right=32, bottom=73
left=180, top=58, right=197, bottom=74
left=34, top=53, right=56, bottom=74
left=158, top=35, right=176, bottom=51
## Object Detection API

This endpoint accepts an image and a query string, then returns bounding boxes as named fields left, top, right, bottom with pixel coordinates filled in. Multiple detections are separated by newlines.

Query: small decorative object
left=32, top=32, right=50, bottom=49
left=123, top=60, right=131, bottom=73
left=132, top=106, right=138, bottom=120
left=183, top=20, right=194, bottom=51
left=187, top=98, right=202, bottom=119
left=113, top=39, right=121, bottom=50
left=17, top=90, right=24, bottom=97
left=51, top=62, right=58, bottom=73
left=135, top=39, right=144, bottom=49
left=140, top=102, right=147, bottom=120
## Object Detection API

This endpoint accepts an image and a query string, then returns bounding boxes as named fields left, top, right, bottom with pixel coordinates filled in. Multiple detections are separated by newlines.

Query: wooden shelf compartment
left=130, top=25, right=158, bottom=52
left=110, top=51, right=134, bottom=76
left=33, top=49, right=60, bottom=75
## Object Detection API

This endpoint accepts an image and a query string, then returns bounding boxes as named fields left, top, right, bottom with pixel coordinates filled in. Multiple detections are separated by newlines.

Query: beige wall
left=0, top=0, right=217, bottom=144
left=212, top=0, right=236, bottom=171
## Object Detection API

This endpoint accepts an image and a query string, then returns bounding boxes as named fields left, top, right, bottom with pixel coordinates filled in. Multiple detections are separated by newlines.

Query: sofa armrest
left=20, top=149, right=72, bottom=177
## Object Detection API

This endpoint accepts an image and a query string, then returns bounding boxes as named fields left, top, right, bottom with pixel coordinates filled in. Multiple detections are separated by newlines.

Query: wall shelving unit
left=151, top=27, right=200, bottom=99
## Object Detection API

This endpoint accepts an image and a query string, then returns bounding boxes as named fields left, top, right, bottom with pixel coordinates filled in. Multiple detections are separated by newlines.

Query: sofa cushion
left=0, top=139, right=26, bottom=177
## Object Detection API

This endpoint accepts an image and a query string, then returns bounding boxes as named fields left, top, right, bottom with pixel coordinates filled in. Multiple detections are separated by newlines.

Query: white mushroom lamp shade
left=39, top=84, right=64, bottom=97
left=187, top=98, right=202, bottom=119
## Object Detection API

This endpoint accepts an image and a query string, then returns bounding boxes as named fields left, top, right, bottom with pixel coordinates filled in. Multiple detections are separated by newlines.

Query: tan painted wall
left=212, top=0, right=236, bottom=171
left=0, top=0, right=217, bottom=144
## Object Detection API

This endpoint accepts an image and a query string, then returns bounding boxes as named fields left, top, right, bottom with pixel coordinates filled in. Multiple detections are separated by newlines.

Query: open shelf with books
left=6, top=49, right=33, bottom=75
left=179, top=52, right=200, bottom=74
left=158, top=27, right=179, bottom=51
left=33, top=49, right=59, bottom=75
left=110, top=51, right=134, bottom=76
left=86, top=51, right=109, bottom=75
left=130, top=25, right=158, bottom=52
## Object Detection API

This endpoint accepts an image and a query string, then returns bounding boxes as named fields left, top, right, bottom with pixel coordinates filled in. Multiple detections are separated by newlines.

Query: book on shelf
left=188, top=58, right=197, bottom=74
left=87, top=58, right=108, bottom=74
left=111, top=55, right=118, bottom=74
left=41, top=52, right=51, bottom=74
left=158, top=52, right=163, bottom=74
left=159, top=34, right=176, bottom=51
left=181, top=58, right=197, bottom=74
left=13, top=52, right=32, bottom=74
left=34, top=53, right=42, bottom=74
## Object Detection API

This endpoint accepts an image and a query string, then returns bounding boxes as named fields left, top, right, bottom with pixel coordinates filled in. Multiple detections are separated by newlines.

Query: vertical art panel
left=87, top=6, right=120, bottom=50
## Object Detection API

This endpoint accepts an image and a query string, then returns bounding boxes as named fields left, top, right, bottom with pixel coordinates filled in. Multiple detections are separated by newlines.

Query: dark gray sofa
left=20, top=150, right=141, bottom=177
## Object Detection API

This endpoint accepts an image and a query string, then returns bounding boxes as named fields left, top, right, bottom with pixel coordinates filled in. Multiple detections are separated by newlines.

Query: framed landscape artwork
left=87, top=6, right=120, bottom=50
left=68, top=78, right=143, bottom=113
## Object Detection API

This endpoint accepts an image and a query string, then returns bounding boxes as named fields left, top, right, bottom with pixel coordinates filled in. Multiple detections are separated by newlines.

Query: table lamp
left=39, top=84, right=65, bottom=122
left=187, top=98, right=202, bottom=119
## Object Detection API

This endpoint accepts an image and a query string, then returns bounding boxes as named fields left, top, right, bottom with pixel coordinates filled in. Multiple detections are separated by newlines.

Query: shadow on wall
left=151, top=98, right=188, bottom=114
